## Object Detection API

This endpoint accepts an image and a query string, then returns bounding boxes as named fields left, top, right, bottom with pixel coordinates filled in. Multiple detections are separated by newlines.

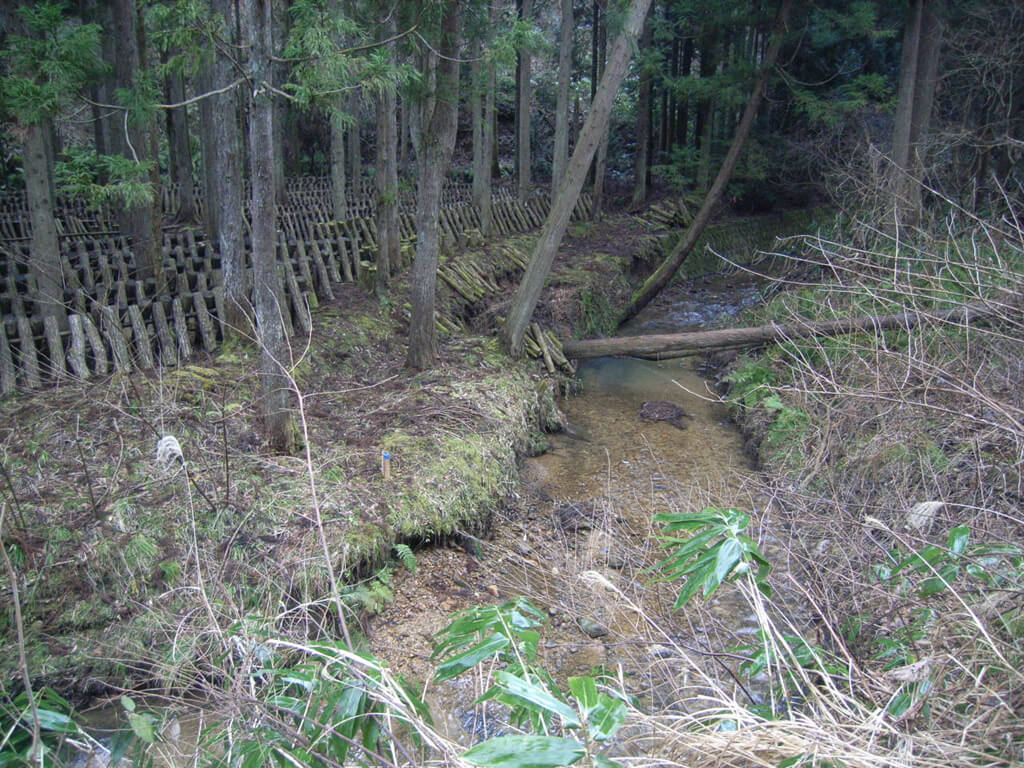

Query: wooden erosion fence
left=0, top=177, right=594, bottom=394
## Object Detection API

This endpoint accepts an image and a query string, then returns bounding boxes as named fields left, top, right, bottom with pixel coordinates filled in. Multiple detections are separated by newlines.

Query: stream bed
left=369, top=271, right=792, bottom=746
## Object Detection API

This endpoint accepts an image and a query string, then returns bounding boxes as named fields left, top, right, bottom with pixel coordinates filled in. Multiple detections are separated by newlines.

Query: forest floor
left=3, top=202, right=1021, bottom=765
left=0, top=213, right=652, bottom=700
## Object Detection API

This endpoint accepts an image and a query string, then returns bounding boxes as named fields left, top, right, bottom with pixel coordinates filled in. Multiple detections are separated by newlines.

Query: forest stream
left=369, top=270, right=799, bottom=747
left=78, top=272, right=795, bottom=763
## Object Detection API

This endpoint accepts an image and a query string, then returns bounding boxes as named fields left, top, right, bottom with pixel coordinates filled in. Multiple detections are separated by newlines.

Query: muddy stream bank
left=369, top=272, right=787, bottom=745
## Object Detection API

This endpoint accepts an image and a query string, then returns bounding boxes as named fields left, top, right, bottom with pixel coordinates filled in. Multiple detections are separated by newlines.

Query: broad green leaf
left=484, top=671, right=581, bottom=727
left=280, top=669, right=317, bottom=690
left=594, top=755, right=625, bottom=768
left=568, top=677, right=598, bottom=718
left=127, top=712, right=156, bottom=744
left=32, top=707, right=78, bottom=734
left=919, top=576, right=948, bottom=596
left=463, top=735, right=585, bottom=768
left=587, top=695, right=627, bottom=741
left=947, top=525, right=970, bottom=555
left=713, top=537, right=743, bottom=585
left=434, top=633, right=510, bottom=681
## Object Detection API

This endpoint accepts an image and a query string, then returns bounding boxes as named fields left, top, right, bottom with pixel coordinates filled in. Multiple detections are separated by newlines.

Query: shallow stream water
left=393, top=272, right=790, bottom=746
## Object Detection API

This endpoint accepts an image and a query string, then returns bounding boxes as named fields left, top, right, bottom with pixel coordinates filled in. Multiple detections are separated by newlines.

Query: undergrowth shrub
left=719, top=211, right=1024, bottom=763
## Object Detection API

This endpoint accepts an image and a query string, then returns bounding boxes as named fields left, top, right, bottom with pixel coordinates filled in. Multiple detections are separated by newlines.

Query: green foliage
left=791, top=73, right=894, bottom=127
left=873, top=525, right=1024, bottom=599
left=723, top=358, right=777, bottom=409
left=283, top=0, right=417, bottom=110
left=431, top=597, right=546, bottom=682
left=114, top=71, right=161, bottom=131
left=0, top=687, right=85, bottom=767
left=868, top=526, right=1024, bottom=718
left=343, top=567, right=395, bottom=615
left=650, top=507, right=771, bottom=610
left=731, top=630, right=849, bottom=706
left=0, top=1, right=104, bottom=125
left=433, top=599, right=629, bottom=768
left=392, top=543, right=418, bottom=574
left=55, top=148, right=155, bottom=207
left=760, top=395, right=810, bottom=456
left=205, top=638, right=428, bottom=768
left=578, top=291, right=619, bottom=339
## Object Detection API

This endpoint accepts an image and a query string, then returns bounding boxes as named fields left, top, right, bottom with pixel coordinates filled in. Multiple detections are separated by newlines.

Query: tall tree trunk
left=23, top=121, right=64, bottom=324
left=248, top=0, right=294, bottom=453
left=86, top=0, right=115, bottom=163
left=591, top=1, right=609, bottom=220
left=208, top=0, right=247, bottom=332
left=471, top=36, right=489, bottom=229
left=113, top=0, right=161, bottom=290
left=517, top=0, right=533, bottom=199
left=398, top=95, right=408, bottom=170
left=552, top=0, right=573, bottom=196
left=164, top=65, right=197, bottom=223
left=619, top=0, right=792, bottom=325
left=500, top=0, right=654, bottom=357
left=375, top=13, right=399, bottom=291
left=271, top=0, right=288, bottom=202
left=676, top=37, right=693, bottom=148
left=407, top=3, right=461, bottom=370
left=480, top=0, right=497, bottom=236
left=376, top=82, right=399, bottom=288
left=695, top=32, right=717, bottom=191
left=330, top=99, right=347, bottom=222
left=348, top=91, right=362, bottom=196
left=198, top=61, right=219, bottom=241
left=631, top=18, right=652, bottom=209
left=891, top=0, right=944, bottom=223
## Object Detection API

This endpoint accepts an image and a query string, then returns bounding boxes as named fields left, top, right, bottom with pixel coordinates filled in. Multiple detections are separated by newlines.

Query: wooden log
left=67, top=314, right=89, bottom=379
left=151, top=300, right=177, bottom=366
left=127, top=304, right=155, bottom=369
left=561, top=302, right=1008, bottom=360
left=333, top=235, right=351, bottom=283
left=192, top=291, right=217, bottom=351
left=308, top=240, right=334, bottom=299
left=172, top=297, right=193, bottom=361
left=43, top=314, right=67, bottom=380
left=16, top=315, right=41, bottom=388
left=81, top=312, right=106, bottom=376
left=294, top=239, right=317, bottom=296
left=100, top=306, right=131, bottom=372
left=532, top=322, right=556, bottom=373
left=285, top=265, right=312, bottom=334
left=0, top=321, right=15, bottom=393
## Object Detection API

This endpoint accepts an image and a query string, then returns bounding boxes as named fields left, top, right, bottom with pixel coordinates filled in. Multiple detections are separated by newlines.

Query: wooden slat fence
left=0, top=183, right=594, bottom=393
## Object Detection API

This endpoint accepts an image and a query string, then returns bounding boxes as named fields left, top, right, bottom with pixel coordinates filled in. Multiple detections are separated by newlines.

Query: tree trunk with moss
left=248, top=0, right=295, bottom=453
left=407, top=3, right=461, bottom=370
left=23, top=121, right=64, bottom=324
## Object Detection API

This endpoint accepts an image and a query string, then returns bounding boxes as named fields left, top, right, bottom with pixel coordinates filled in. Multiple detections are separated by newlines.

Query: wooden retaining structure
left=0, top=183, right=594, bottom=393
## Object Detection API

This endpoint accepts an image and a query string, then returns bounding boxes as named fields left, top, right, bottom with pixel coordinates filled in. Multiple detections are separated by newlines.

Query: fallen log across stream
left=560, top=300, right=1011, bottom=360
